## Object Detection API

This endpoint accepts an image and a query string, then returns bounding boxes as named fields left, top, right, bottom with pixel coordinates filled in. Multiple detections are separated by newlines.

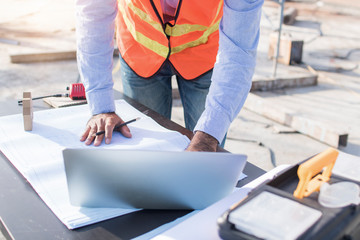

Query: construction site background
left=0, top=0, right=359, bottom=175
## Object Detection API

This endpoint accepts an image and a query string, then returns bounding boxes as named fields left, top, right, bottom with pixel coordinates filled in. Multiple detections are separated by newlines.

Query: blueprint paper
left=0, top=100, right=190, bottom=229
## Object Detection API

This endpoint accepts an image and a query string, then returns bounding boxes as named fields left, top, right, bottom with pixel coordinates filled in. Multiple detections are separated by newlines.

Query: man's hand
left=186, top=131, right=218, bottom=152
left=80, top=112, right=132, bottom=146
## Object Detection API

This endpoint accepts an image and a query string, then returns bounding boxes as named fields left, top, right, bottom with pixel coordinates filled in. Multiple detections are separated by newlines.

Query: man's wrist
left=187, top=131, right=219, bottom=152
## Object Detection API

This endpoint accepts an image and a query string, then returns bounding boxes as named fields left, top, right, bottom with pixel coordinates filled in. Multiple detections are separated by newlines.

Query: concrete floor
left=0, top=0, right=360, bottom=239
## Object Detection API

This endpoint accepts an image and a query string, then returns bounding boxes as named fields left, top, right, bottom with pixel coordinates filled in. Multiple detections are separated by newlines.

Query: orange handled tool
left=293, top=148, right=339, bottom=199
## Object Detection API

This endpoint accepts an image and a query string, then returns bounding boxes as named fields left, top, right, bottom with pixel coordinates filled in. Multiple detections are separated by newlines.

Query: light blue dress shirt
left=75, top=0, right=263, bottom=143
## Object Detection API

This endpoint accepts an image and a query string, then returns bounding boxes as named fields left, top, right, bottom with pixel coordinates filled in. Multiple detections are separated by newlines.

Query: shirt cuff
left=194, top=107, right=231, bottom=144
left=86, top=88, right=116, bottom=115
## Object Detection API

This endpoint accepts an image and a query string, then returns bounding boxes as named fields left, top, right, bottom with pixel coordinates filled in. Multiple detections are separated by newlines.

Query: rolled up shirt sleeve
left=75, top=0, right=117, bottom=115
left=194, top=0, right=263, bottom=143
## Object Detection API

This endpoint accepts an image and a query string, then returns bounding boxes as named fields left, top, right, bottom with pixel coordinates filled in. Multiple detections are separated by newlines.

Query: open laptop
left=63, top=149, right=247, bottom=210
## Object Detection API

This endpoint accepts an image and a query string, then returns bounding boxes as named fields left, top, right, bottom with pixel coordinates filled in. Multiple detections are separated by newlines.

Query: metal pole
left=272, top=0, right=285, bottom=78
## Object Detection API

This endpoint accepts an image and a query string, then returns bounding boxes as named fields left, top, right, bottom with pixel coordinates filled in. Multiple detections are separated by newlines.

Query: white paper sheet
left=0, top=100, right=190, bottom=229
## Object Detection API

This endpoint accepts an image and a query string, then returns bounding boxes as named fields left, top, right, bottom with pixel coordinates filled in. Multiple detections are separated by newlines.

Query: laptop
left=63, top=149, right=247, bottom=210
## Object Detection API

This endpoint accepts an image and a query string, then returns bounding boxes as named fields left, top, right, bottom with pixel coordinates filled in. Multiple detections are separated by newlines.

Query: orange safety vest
left=116, top=0, right=223, bottom=80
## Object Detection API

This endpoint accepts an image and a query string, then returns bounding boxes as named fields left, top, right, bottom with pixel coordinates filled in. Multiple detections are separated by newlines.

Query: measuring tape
left=18, top=83, right=86, bottom=105
left=66, top=83, right=86, bottom=100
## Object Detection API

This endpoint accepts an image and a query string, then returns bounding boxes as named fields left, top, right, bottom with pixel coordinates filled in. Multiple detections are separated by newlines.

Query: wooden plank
left=43, top=97, right=87, bottom=108
left=251, top=74, right=317, bottom=91
left=10, top=51, right=77, bottom=63
left=268, top=33, right=304, bottom=65
left=244, top=93, right=348, bottom=148
left=23, top=92, right=32, bottom=98
left=10, top=48, right=119, bottom=64
left=22, top=92, right=33, bottom=131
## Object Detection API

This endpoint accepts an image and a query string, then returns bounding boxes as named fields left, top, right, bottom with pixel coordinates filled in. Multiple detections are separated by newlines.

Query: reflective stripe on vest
left=116, top=0, right=223, bottom=79
left=118, top=0, right=168, bottom=58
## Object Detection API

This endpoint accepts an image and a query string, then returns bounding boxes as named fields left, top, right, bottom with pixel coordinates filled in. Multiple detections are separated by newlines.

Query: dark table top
left=0, top=93, right=265, bottom=240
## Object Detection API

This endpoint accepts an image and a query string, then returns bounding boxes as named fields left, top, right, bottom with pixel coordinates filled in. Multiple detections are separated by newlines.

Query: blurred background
left=0, top=0, right=360, bottom=174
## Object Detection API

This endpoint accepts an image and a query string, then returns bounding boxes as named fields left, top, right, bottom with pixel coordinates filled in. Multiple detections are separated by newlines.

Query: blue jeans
left=120, top=57, right=211, bottom=133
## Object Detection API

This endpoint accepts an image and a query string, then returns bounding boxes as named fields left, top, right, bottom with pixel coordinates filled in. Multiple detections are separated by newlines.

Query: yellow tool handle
left=293, top=148, right=339, bottom=199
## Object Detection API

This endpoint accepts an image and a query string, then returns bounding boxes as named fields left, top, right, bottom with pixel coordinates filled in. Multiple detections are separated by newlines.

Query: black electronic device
left=218, top=148, right=360, bottom=240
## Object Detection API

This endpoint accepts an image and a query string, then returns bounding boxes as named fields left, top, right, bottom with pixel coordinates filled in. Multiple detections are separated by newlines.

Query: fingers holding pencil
left=102, top=117, right=139, bottom=144
left=81, top=113, right=138, bottom=146
left=94, top=117, right=141, bottom=137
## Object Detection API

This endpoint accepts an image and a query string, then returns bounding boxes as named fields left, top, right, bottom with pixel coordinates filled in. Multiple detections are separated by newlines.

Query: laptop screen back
left=63, top=149, right=247, bottom=210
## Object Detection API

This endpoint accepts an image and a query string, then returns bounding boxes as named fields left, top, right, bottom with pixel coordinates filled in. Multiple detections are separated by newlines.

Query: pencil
left=92, top=117, right=140, bottom=137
